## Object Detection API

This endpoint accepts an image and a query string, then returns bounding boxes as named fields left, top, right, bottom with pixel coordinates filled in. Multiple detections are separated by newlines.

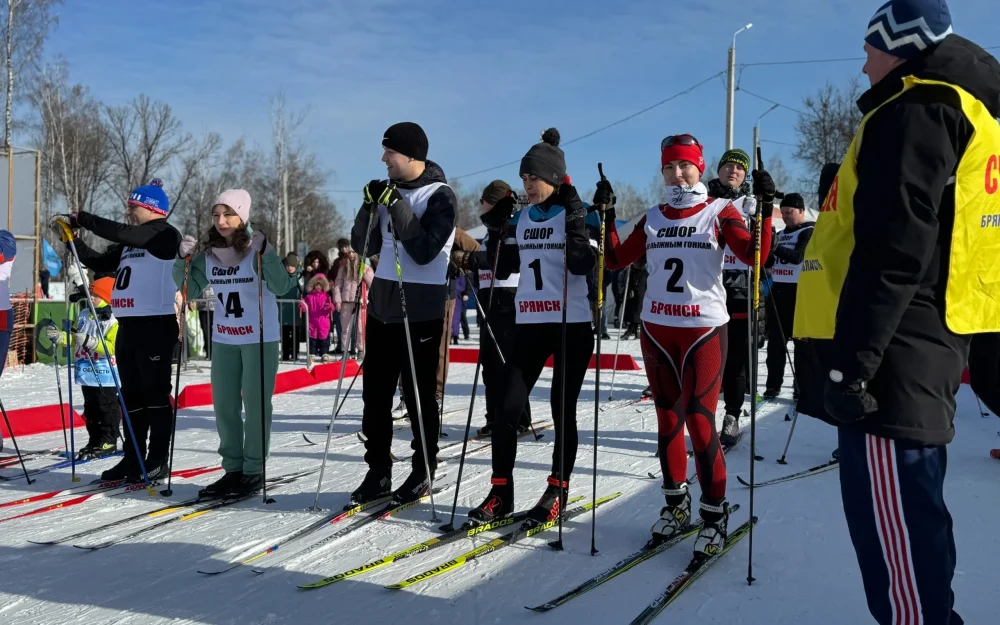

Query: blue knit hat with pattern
left=127, top=178, right=169, bottom=215
left=865, top=0, right=952, bottom=59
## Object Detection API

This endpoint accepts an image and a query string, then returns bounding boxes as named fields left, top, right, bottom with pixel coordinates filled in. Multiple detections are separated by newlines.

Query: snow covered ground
left=1, top=320, right=997, bottom=625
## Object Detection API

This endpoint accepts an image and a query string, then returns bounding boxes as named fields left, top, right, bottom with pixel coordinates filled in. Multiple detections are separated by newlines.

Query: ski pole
left=439, top=240, right=504, bottom=532
left=256, top=247, right=275, bottom=505
left=389, top=202, right=438, bottom=522
left=312, top=205, right=378, bottom=511
left=162, top=256, right=190, bottom=497
left=0, top=397, right=33, bottom=484
left=550, top=208, right=571, bottom=553
left=974, top=392, right=989, bottom=418
left=747, top=148, right=766, bottom=586
left=606, top=265, right=630, bottom=403
left=764, top=275, right=801, bottom=465
left=65, top=319, right=79, bottom=482
left=50, top=325, right=70, bottom=455
left=590, top=162, right=608, bottom=556
left=58, top=221, right=154, bottom=493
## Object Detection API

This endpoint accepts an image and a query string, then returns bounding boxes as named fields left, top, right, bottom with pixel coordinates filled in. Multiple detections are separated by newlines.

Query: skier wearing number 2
left=174, top=190, right=295, bottom=498
left=602, top=135, right=774, bottom=558
left=66, top=179, right=181, bottom=482
left=463, top=128, right=600, bottom=527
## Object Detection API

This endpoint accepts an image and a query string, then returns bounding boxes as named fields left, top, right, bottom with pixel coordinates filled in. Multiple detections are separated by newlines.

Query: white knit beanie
left=214, top=189, right=252, bottom=224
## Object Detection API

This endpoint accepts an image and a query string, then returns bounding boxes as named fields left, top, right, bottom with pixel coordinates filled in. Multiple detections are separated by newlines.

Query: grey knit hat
left=519, top=128, right=566, bottom=187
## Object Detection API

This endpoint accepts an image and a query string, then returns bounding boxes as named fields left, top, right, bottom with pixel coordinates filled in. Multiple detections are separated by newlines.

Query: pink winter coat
left=333, top=259, right=374, bottom=311
left=300, top=275, right=334, bottom=339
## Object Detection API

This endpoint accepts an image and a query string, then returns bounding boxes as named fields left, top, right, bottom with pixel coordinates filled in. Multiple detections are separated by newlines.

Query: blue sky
left=40, top=0, right=1000, bottom=217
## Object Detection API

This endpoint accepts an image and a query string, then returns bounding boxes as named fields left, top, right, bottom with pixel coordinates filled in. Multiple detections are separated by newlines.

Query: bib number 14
left=217, top=292, right=245, bottom=318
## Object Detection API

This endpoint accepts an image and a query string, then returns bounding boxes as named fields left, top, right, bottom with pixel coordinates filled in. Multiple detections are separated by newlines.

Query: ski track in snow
left=1, top=327, right=998, bottom=624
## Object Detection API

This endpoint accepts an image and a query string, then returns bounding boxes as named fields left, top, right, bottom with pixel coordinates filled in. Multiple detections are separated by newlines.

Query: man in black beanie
left=763, top=193, right=814, bottom=399
left=349, top=121, right=457, bottom=506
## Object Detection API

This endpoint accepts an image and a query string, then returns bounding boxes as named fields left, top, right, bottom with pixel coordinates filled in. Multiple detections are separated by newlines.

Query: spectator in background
left=39, top=264, right=50, bottom=298
left=451, top=272, right=471, bottom=344
left=328, top=238, right=351, bottom=354
left=300, top=250, right=329, bottom=291
left=300, top=274, right=334, bottom=368
left=279, top=252, right=303, bottom=362
left=196, top=286, right=214, bottom=359
left=437, top=228, right=480, bottom=402
left=333, top=245, right=373, bottom=357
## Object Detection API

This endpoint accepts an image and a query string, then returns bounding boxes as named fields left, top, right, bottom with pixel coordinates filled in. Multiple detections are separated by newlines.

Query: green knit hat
left=718, top=149, right=751, bottom=173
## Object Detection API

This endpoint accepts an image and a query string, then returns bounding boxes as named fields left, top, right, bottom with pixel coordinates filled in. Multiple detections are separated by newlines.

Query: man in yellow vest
left=794, top=1, right=1000, bottom=623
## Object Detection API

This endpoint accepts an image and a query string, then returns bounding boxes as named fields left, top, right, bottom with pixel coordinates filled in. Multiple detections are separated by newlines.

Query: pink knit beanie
left=214, top=189, right=252, bottom=224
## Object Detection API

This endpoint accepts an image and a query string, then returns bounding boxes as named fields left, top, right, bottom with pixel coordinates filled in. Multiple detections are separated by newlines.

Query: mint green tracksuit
left=175, top=245, right=296, bottom=475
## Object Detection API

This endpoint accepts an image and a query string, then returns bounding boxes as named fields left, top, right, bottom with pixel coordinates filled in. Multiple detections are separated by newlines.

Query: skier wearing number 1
left=174, top=190, right=295, bottom=498
left=65, top=179, right=181, bottom=482
left=602, top=135, right=773, bottom=557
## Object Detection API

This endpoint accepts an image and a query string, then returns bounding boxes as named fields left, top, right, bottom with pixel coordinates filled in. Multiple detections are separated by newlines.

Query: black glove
left=481, top=195, right=516, bottom=232
left=364, top=179, right=400, bottom=207
left=558, top=183, right=585, bottom=221
left=824, top=373, right=879, bottom=424
left=751, top=169, right=776, bottom=203
left=592, top=180, right=616, bottom=210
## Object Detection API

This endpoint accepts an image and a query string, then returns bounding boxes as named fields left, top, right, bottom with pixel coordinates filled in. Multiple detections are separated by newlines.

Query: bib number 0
left=217, top=292, right=245, bottom=318
left=115, top=266, right=131, bottom=291
left=663, top=258, right=684, bottom=293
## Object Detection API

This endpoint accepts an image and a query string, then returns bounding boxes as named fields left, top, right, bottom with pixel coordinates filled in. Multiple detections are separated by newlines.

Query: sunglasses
left=661, top=134, right=702, bottom=150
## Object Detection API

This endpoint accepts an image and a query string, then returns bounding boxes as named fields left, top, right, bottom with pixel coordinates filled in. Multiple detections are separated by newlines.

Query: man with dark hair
left=763, top=193, right=814, bottom=399
left=795, top=1, right=1000, bottom=621
left=349, top=122, right=457, bottom=506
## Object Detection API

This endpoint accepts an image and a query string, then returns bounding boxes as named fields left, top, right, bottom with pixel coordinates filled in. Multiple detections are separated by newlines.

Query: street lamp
left=753, top=103, right=779, bottom=172
left=726, top=22, right=753, bottom=150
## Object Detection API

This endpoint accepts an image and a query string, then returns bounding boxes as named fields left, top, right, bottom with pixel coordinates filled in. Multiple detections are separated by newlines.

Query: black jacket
left=73, top=212, right=181, bottom=273
left=833, top=35, right=1000, bottom=445
left=351, top=161, right=457, bottom=323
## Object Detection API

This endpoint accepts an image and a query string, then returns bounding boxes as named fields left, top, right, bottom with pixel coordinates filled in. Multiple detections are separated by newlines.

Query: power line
left=738, top=87, right=809, bottom=117
left=761, top=139, right=798, bottom=147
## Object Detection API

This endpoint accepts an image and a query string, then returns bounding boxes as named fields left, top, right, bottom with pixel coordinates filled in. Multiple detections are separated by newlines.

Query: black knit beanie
left=519, top=128, right=566, bottom=187
left=382, top=122, right=429, bottom=161
left=780, top=193, right=806, bottom=209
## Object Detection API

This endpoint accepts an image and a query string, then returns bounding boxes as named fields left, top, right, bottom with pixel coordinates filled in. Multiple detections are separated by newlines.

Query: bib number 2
left=663, top=258, right=684, bottom=293
left=217, top=292, right=245, bottom=318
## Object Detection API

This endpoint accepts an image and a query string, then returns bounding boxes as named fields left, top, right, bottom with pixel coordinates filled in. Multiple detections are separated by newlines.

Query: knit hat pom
left=541, top=128, right=561, bottom=147
left=149, top=178, right=163, bottom=188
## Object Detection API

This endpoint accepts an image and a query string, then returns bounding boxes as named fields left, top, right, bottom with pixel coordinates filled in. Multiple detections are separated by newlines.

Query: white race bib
left=641, top=200, right=729, bottom=328
left=207, top=252, right=279, bottom=344
left=771, top=225, right=813, bottom=284
left=514, top=208, right=591, bottom=324
left=111, top=246, right=177, bottom=317
left=478, top=233, right=520, bottom=288
left=373, top=183, right=455, bottom=285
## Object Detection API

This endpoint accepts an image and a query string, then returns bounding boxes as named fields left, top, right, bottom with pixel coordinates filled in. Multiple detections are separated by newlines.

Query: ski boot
left=349, top=468, right=392, bottom=508
left=642, top=386, right=653, bottom=399
left=476, top=422, right=493, bottom=438
left=228, top=473, right=264, bottom=498
left=692, top=499, right=729, bottom=560
left=651, top=482, right=691, bottom=541
left=80, top=442, right=117, bottom=461
left=198, top=471, right=243, bottom=499
left=76, top=442, right=97, bottom=461
left=523, top=476, right=568, bottom=528
left=467, top=477, right=514, bottom=527
left=392, top=467, right=432, bottom=504
left=100, top=456, right=137, bottom=481
left=516, top=421, right=533, bottom=436
left=720, top=412, right=740, bottom=447
left=763, top=387, right=780, bottom=399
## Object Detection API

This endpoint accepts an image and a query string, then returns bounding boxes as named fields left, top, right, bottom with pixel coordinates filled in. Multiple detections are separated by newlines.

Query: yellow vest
left=793, top=76, right=1000, bottom=339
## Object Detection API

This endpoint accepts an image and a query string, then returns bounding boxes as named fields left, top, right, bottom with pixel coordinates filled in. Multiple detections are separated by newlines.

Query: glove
left=450, top=249, right=477, bottom=273
left=751, top=169, right=776, bottom=203
left=178, top=235, right=197, bottom=258
left=481, top=195, right=516, bottom=232
left=51, top=218, right=76, bottom=243
left=364, top=180, right=400, bottom=207
left=72, top=332, right=98, bottom=352
left=592, top=180, right=616, bottom=220
left=557, top=183, right=585, bottom=221
left=251, top=231, right=267, bottom=253
left=824, top=372, right=879, bottom=424
left=45, top=325, right=61, bottom=343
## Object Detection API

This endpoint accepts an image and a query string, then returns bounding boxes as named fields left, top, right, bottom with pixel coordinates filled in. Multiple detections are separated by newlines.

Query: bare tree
left=102, top=94, right=192, bottom=208
left=794, top=77, right=864, bottom=181
left=29, top=64, right=109, bottom=222
left=610, top=180, right=651, bottom=220
left=1, top=0, right=59, bottom=146
left=167, top=131, right=222, bottom=221
left=448, top=178, right=481, bottom=230
left=647, top=173, right=668, bottom=204
left=269, top=91, right=307, bottom=254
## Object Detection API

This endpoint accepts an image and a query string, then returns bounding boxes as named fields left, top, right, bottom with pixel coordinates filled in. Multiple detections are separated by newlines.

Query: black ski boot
left=720, top=412, right=740, bottom=447
left=76, top=442, right=97, bottom=461
left=763, top=387, right=780, bottom=399
left=198, top=471, right=243, bottom=499
left=642, top=386, right=653, bottom=399
left=692, top=499, right=729, bottom=560
left=476, top=422, right=493, bottom=438
left=135, top=457, right=170, bottom=483
left=228, top=473, right=264, bottom=498
left=523, top=476, right=568, bottom=528
left=516, top=421, right=533, bottom=436
left=100, top=456, right=137, bottom=481
left=392, top=467, right=433, bottom=504
left=467, top=477, right=514, bottom=526
left=79, top=442, right=117, bottom=461
left=349, top=468, right=392, bottom=508
left=651, top=482, right=691, bottom=540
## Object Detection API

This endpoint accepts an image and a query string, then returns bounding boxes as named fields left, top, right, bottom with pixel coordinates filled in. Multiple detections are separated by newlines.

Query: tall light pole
left=726, top=23, right=753, bottom=151
left=753, top=103, right=780, bottom=172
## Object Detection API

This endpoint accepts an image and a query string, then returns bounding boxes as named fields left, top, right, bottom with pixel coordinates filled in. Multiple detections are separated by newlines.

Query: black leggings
left=492, top=322, right=594, bottom=483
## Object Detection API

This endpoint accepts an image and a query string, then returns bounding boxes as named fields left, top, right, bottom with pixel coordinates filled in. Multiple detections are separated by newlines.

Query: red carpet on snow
left=447, top=346, right=641, bottom=371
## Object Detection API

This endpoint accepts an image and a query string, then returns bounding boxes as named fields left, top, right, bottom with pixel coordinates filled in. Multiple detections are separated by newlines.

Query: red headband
left=661, top=144, right=705, bottom=174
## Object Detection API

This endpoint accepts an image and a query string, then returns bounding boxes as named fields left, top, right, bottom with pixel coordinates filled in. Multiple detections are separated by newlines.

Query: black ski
left=737, top=459, right=839, bottom=488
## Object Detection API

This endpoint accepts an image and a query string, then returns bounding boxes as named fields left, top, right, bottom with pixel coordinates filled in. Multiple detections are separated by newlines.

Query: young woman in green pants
left=174, top=189, right=296, bottom=498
